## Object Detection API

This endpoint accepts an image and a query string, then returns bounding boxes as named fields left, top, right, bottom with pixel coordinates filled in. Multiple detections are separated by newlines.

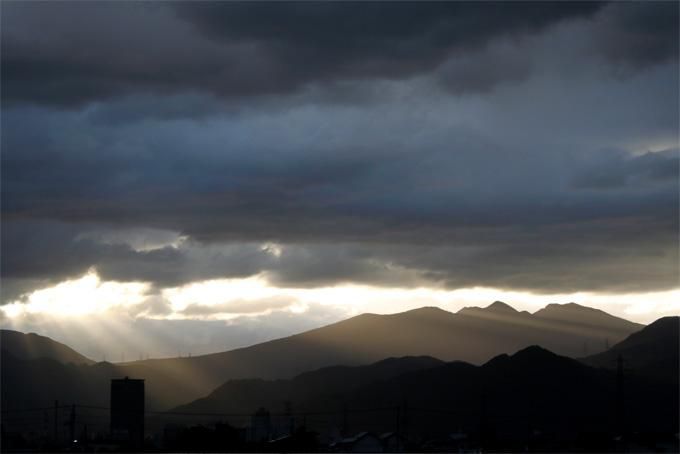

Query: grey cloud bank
left=2, top=2, right=607, bottom=106
left=1, top=1, right=678, bottom=308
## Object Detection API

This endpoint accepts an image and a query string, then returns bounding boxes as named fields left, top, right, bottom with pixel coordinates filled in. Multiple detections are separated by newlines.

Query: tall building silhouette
left=110, top=377, right=144, bottom=450
left=250, top=407, right=272, bottom=442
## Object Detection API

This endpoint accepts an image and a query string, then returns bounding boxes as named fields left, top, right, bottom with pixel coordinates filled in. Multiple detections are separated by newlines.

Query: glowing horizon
left=2, top=270, right=678, bottom=326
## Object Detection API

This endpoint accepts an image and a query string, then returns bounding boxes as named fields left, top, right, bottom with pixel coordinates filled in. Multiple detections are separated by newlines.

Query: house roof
left=341, top=431, right=370, bottom=443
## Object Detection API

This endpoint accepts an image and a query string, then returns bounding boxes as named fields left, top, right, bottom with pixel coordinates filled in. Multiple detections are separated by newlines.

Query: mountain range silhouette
left=167, top=317, right=678, bottom=446
left=1, top=303, right=677, bottom=453
left=0, top=302, right=648, bottom=411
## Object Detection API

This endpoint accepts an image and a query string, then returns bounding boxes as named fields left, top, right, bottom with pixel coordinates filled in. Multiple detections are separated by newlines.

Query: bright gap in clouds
left=2, top=270, right=679, bottom=325
left=2, top=271, right=149, bottom=317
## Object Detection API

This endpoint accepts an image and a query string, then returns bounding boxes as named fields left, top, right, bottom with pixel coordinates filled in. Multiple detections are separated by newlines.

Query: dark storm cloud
left=2, top=1, right=605, bottom=107
left=1, top=221, right=105, bottom=282
left=2, top=210, right=677, bottom=303
left=4, top=96, right=676, bottom=240
left=1, top=2, right=678, bottom=303
left=263, top=223, right=679, bottom=295
left=2, top=141, right=677, bottom=300
left=386, top=218, right=679, bottom=294
left=0, top=220, right=279, bottom=291
left=0, top=218, right=431, bottom=303
left=594, top=2, right=680, bottom=68
left=572, top=149, right=679, bottom=190
left=175, top=1, right=604, bottom=86
left=0, top=278, right=52, bottom=304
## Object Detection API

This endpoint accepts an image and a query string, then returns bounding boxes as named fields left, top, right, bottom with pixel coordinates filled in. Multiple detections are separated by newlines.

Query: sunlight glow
left=261, top=242, right=283, bottom=257
left=2, top=270, right=679, bottom=324
left=2, top=271, right=149, bottom=317
left=163, top=275, right=280, bottom=314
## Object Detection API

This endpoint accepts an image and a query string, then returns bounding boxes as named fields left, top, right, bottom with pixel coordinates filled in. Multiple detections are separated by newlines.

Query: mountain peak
left=536, top=302, right=622, bottom=317
left=541, top=302, right=591, bottom=312
left=457, top=301, right=519, bottom=315
left=484, top=345, right=575, bottom=371
left=403, top=306, right=452, bottom=316
left=533, top=303, right=642, bottom=330
left=486, top=301, right=517, bottom=312
left=485, top=345, right=559, bottom=368
left=512, top=344, right=559, bottom=359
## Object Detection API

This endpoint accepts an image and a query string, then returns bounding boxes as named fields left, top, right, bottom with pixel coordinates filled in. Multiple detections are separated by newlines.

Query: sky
left=1, top=1, right=678, bottom=359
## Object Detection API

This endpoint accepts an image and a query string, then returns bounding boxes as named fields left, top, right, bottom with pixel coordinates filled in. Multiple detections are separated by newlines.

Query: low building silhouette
left=379, top=431, right=405, bottom=452
left=331, top=431, right=383, bottom=452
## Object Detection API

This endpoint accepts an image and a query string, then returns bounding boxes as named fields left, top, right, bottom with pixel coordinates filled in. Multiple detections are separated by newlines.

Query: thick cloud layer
left=2, top=2, right=607, bottom=106
left=1, top=1, right=678, bottom=307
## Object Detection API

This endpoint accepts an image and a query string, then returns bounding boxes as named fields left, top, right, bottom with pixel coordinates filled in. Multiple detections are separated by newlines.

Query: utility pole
left=69, top=404, right=76, bottom=443
left=53, top=400, right=59, bottom=443
left=480, top=392, right=488, bottom=451
left=616, top=355, right=625, bottom=440
left=395, top=405, right=401, bottom=452
left=284, top=401, right=294, bottom=435
left=82, top=424, right=88, bottom=449
left=341, top=403, right=348, bottom=437
left=402, top=399, right=409, bottom=448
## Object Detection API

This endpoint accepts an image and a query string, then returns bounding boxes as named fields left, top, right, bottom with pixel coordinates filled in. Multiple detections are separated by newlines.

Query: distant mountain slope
left=1, top=329, right=93, bottom=365
left=345, top=346, right=677, bottom=444
left=170, top=346, right=678, bottom=449
left=0, top=303, right=644, bottom=411
left=582, top=316, right=679, bottom=383
left=534, top=302, right=641, bottom=332
left=0, top=351, right=113, bottom=411
left=115, top=301, right=642, bottom=409
left=174, top=356, right=444, bottom=415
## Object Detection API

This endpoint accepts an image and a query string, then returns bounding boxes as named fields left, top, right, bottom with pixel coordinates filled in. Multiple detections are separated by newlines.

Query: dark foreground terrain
left=1, top=306, right=678, bottom=453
